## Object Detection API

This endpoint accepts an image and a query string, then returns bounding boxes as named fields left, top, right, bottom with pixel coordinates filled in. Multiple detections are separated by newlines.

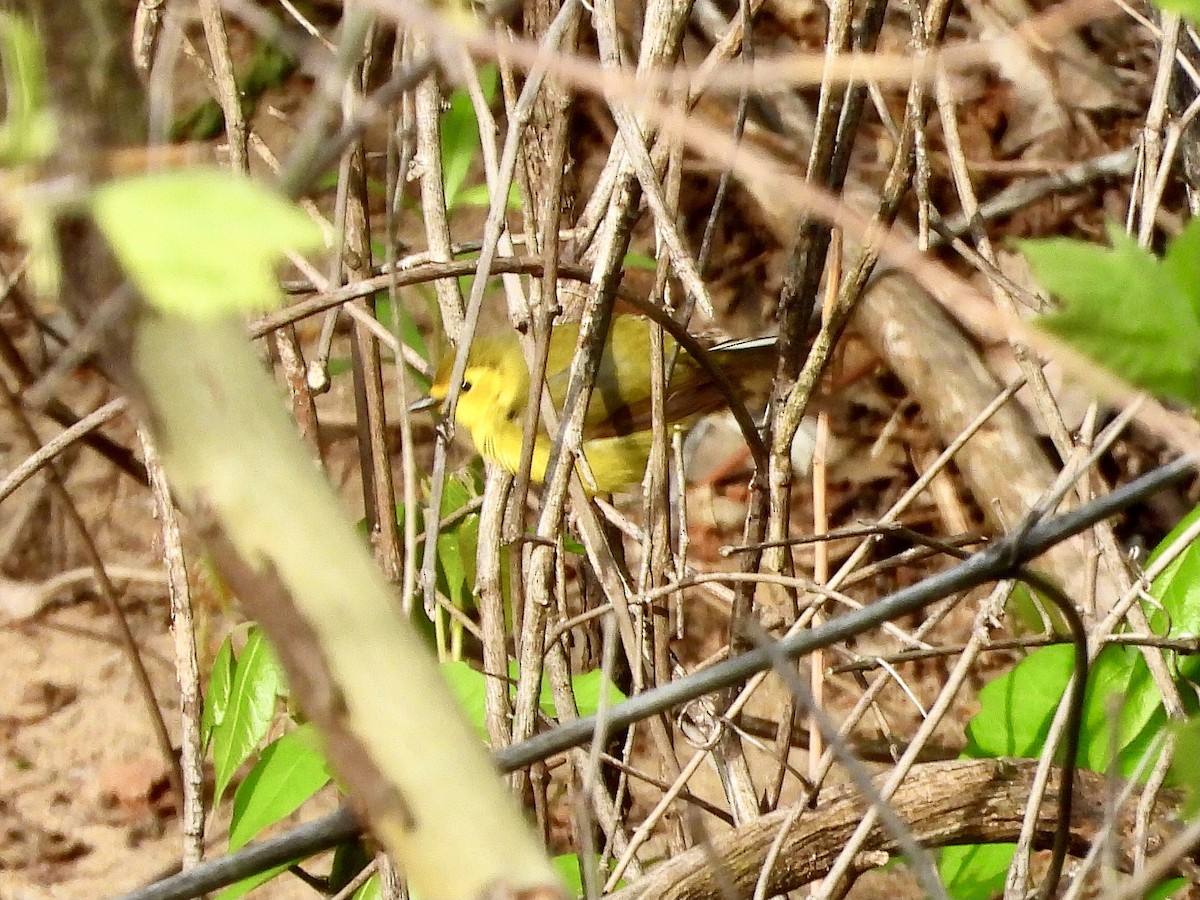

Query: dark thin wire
left=1010, top=569, right=1086, bottom=900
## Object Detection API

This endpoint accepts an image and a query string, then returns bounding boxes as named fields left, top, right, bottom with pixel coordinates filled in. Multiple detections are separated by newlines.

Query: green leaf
left=1145, top=878, right=1189, bottom=900
left=1024, top=223, right=1200, bottom=405
left=622, top=251, right=658, bottom=272
left=440, top=659, right=626, bottom=740
left=967, top=641, right=1163, bottom=775
left=552, top=853, right=624, bottom=897
left=330, top=840, right=374, bottom=895
left=352, top=874, right=381, bottom=900
left=569, top=669, right=628, bottom=718
left=1149, top=505, right=1200, bottom=684
left=327, top=356, right=354, bottom=378
left=440, top=66, right=498, bottom=210
left=373, top=293, right=430, bottom=373
left=940, top=843, right=1013, bottom=900
left=437, top=475, right=481, bottom=607
left=1172, top=716, right=1200, bottom=818
left=1119, top=704, right=1170, bottom=781
left=437, top=530, right=468, bottom=610
left=964, top=644, right=1072, bottom=758
left=1005, top=582, right=1070, bottom=634
left=1077, top=645, right=1155, bottom=774
left=211, top=628, right=281, bottom=803
left=202, top=635, right=235, bottom=751
left=1163, top=220, right=1200, bottom=319
left=227, top=723, right=330, bottom=850
left=1153, top=0, right=1200, bottom=25
left=553, top=854, right=585, bottom=897
left=1147, top=503, right=1200, bottom=569
left=454, top=182, right=522, bottom=209
left=92, top=169, right=322, bottom=318
left=440, top=659, right=490, bottom=740
left=0, top=12, right=56, bottom=165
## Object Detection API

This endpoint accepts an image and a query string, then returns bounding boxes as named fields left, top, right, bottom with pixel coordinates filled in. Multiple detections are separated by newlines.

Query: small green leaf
left=553, top=854, right=584, bottom=897
left=1005, top=582, right=1070, bottom=634
left=1153, top=0, right=1200, bottom=25
left=940, top=843, right=1013, bottom=900
left=1173, top=716, right=1200, bottom=818
left=622, top=252, right=658, bottom=272
left=1149, top=505, right=1200, bottom=683
left=1077, top=645, right=1151, bottom=773
left=454, top=182, right=522, bottom=209
left=440, top=659, right=490, bottom=739
left=1163, top=220, right=1200, bottom=318
left=92, top=169, right=322, bottom=318
left=212, top=628, right=281, bottom=803
left=201, top=636, right=235, bottom=750
left=964, top=644, right=1072, bottom=758
left=0, top=12, right=56, bottom=165
left=352, top=873, right=381, bottom=900
left=227, top=724, right=330, bottom=850
left=440, top=67, right=498, bottom=210
left=437, top=530, right=468, bottom=610
left=1024, top=223, right=1200, bottom=405
left=570, top=669, right=628, bottom=718
left=330, top=840, right=374, bottom=896
left=1145, top=877, right=1189, bottom=900
left=373, top=293, right=430, bottom=371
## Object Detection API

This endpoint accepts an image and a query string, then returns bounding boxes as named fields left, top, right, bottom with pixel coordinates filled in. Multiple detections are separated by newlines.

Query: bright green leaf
left=440, top=659, right=490, bottom=740
left=202, top=635, right=235, bottom=751
left=455, top=182, right=522, bottom=209
left=622, top=252, right=658, bottom=272
left=1163, top=220, right=1200, bottom=319
left=373, top=293, right=430, bottom=370
left=437, top=530, right=468, bottom=610
left=940, top=843, right=1013, bottom=900
left=440, top=67, right=497, bottom=210
left=1145, top=877, right=1189, bottom=900
left=1149, top=504, right=1200, bottom=685
left=227, top=724, right=330, bottom=850
left=964, top=644, right=1072, bottom=758
left=553, top=854, right=585, bottom=897
left=1153, top=0, right=1200, bottom=25
left=1119, top=705, right=1170, bottom=782
left=570, top=669, right=628, bottom=718
left=1076, top=645, right=1141, bottom=772
left=352, top=873, right=381, bottom=900
left=1173, top=717, right=1200, bottom=818
left=330, top=840, right=374, bottom=896
left=92, top=169, right=322, bottom=318
left=1024, top=223, right=1200, bottom=405
left=212, top=628, right=281, bottom=803
left=0, top=12, right=56, bottom=165
left=1005, top=582, right=1070, bottom=634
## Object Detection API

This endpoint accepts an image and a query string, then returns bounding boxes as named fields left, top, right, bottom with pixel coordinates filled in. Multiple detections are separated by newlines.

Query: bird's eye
left=461, top=380, right=472, bottom=393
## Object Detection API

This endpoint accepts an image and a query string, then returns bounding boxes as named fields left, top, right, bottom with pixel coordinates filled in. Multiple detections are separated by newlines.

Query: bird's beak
left=408, top=395, right=440, bottom=414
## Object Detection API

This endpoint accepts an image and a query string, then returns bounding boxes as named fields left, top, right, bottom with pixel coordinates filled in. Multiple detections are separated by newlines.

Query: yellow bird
left=426, top=315, right=776, bottom=493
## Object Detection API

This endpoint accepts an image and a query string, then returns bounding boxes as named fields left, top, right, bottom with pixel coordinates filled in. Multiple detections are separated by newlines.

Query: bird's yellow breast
left=427, top=315, right=774, bottom=492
